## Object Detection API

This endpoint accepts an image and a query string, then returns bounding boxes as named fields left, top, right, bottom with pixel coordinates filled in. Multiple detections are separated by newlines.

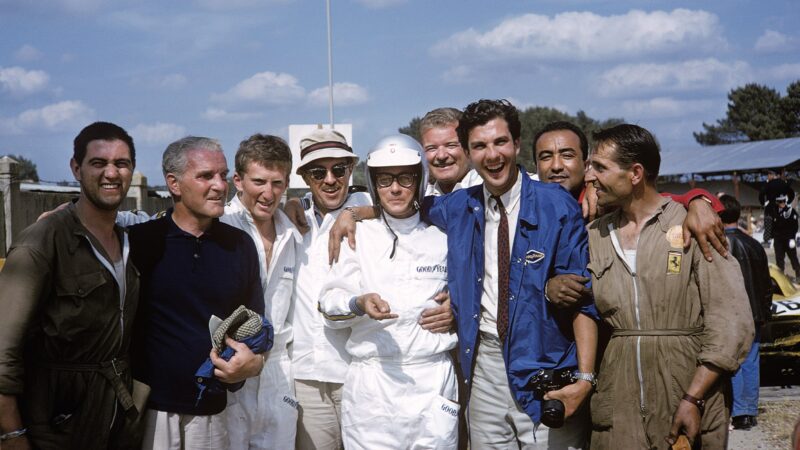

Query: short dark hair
left=235, top=134, right=292, bottom=176
left=73, top=122, right=135, bottom=166
left=592, top=124, right=660, bottom=183
left=718, top=194, right=741, bottom=224
left=456, top=99, right=521, bottom=151
left=532, top=121, right=588, bottom=162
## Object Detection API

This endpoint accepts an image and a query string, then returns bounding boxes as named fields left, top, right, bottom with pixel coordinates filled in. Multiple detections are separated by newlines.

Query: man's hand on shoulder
left=210, top=336, right=265, bottom=384
left=329, top=208, right=357, bottom=265
left=36, top=201, right=70, bottom=222
left=419, top=291, right=454, bottom=334
left=683, top=197, right=728, bottom=262
left=546, top=274, right=591, bottom=308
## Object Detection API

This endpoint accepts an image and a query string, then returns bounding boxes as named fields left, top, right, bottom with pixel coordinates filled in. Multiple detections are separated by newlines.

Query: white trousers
left=227, top=352, right=298, bottom=450
left=295, top=379, right=344, bottom=450
left=342, top=353, right=459, bottom=450
left=468, top=333, right=590, bottom=450
left=142, top=409, right=229, bottom=450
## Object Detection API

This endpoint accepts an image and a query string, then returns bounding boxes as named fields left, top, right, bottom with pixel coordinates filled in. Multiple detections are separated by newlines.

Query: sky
left=0, top=0, right=798, bottom=183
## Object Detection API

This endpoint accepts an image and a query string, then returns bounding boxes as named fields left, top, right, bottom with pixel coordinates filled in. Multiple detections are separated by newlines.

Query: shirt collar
left=482, top=169, right=522, bottom=214
left=165, top=208, right=219, bottom=239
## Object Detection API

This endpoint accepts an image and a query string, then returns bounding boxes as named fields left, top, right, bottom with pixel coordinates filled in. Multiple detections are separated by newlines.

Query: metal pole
left=326, top=0, right=335, bottom=128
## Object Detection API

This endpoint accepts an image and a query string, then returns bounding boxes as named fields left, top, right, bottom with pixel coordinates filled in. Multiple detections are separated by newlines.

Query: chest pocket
left=587, top=256, right=614, bottom=279
left=49, top=270, right=112, bottom=337
left=586, top=256, right=617, bottom=318
left=56, top=270, right=108, bottom=299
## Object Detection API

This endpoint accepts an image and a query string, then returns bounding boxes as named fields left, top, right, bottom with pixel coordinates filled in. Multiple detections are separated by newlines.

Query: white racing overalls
left=222, top=196, right=303, bottom=450
left=319, top=213, right=459, bottom=450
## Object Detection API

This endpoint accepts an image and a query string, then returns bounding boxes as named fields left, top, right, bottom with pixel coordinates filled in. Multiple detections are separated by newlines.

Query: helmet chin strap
left=379, top=207, right=399, bottom=260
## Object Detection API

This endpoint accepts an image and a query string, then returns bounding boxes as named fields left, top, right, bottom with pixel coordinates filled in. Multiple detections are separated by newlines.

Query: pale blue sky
left=0, top=0, right=798, bottom=182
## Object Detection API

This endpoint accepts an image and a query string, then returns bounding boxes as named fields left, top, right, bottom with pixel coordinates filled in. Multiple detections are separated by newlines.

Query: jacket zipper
left=608, top=224, right=646, bottom=415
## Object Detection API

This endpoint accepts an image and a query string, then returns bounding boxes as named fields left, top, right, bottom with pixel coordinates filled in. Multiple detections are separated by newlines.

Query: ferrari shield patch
left=667, top=251, right=682, bottom=275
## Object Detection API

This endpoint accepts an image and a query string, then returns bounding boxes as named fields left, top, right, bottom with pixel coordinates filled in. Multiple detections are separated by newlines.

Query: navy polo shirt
left=129, top=209, right=264, bottom=416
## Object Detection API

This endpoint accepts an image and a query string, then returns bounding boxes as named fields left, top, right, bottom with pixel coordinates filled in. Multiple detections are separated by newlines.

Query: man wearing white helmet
left=318, top=134, right=459, bottom=449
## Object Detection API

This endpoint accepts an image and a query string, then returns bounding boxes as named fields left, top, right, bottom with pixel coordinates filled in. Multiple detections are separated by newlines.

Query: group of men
left=0, top=98, right=759, bottom=450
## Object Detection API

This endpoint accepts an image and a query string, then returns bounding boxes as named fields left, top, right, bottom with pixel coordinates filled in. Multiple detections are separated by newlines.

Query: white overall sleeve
left=318, top=238, right=368, bottom=329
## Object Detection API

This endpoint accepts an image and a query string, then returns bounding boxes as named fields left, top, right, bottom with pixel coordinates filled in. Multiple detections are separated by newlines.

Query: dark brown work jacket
left=587, top=199, right=754, bottom=450
left=0, top=203, right=140, bottom=449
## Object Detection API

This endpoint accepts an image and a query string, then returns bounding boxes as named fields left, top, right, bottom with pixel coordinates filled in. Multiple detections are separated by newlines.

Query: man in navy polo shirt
left=422, top=99, right=598, bottom=448
left=130, top=136, right=267, bottom=450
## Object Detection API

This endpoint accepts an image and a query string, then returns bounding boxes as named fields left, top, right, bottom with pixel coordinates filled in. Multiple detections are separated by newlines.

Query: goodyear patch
left=525, top=249, right=545, bottom=264
left=667, top=251, right=682, bottom=275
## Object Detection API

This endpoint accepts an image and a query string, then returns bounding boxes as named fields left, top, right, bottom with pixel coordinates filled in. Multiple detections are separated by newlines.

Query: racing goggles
left=375, top=172, right=417, bottom=188
left=305, top=163, right=350, bottom=181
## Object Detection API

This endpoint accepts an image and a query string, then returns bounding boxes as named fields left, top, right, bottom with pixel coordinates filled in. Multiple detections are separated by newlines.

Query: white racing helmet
left=365, top=134, right=428, bottom=210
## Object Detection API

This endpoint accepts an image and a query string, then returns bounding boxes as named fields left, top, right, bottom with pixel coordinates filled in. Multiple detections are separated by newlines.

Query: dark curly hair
left=456, top=99, right=521, bottom=151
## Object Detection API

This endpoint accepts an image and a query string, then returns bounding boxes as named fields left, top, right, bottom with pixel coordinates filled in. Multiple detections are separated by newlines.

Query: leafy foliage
left=4, top=154, right=39, bottom=182
left=694, top=81, right=800, bottom=145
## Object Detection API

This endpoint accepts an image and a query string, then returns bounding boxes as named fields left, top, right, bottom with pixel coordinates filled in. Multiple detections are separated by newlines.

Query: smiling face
left=584, top=142, right=633, bottom=208
left=375, top=165, right=417, bottom=219
left=301, top=157, right=353, bottom=215
left=71, top=138, right=134, bottom=211
left=421, top=124, right=470, bottom=192
left=234, top=161, right=288, bottom=224
left=167, top=148, right=229, bottom=220
left=535, top=129, right=587, bottom=197
left=466, top=117, right=520, bottom=196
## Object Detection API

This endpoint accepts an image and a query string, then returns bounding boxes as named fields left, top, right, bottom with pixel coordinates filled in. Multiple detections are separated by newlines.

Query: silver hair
left=162, top=136, right=223, bottom=177
left=419, top=107, right=462, bottom=136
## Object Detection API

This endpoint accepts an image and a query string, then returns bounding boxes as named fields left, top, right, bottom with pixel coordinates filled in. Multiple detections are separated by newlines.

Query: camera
left=528, top=368, right=576, bottom=428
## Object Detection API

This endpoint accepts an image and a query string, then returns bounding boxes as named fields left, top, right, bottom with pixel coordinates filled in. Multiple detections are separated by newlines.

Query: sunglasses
left=305, top=164, right=350, bottom=181
left=375, top=172, right=417, bottom=188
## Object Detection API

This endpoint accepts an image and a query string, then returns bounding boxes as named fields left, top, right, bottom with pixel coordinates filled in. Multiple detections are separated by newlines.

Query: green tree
left=398, top=116, right=422, bottom=142
left=694, top=81, right=800, bottom=145
left=4, top=154, right=39, bottom=182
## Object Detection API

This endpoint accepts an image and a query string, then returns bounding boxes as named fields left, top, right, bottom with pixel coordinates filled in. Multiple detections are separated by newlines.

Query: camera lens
left=541, top=399, right=565, bottom=428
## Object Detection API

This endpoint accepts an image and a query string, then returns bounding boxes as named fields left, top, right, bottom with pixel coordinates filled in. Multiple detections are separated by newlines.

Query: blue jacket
left=421, top=167, right=597, bottom=422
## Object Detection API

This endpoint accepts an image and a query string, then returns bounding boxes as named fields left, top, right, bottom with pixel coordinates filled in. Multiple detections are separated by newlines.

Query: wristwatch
left=572, top=371, right=597, bottom=387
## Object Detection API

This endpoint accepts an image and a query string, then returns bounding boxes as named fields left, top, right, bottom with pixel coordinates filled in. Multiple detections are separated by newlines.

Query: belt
left=611, top=327, right=703, bottom=337
left=39, top=358, right=138, bottom=419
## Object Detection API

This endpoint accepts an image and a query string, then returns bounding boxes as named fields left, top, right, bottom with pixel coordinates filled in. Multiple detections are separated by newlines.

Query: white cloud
left=597, top=59, right=752, bottom=96
left=307, top=82, right=369, bottom=107
left=132, top=122, right=187, bottom=145
left=0, top=66, right=50, bottom=96
left=621, top=97, right=715, bottom=119
left=431, top=9, right=726, bottom=62
left=14, top=45, right=43, bottom=62
left=0, top=100, right=94, bottom=135
left=354, top=0, right=406, bottom=9
left=761, top=63, right=800, bottom=80
left=755, top=30, right=797, bottom=53
left=213, top=71, right=306, bottom=105
left=202, top=107, right=263, bottom=122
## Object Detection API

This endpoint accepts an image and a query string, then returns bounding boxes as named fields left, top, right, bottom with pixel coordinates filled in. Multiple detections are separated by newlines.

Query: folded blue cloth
left=194, top=314, right=273, bottom=404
